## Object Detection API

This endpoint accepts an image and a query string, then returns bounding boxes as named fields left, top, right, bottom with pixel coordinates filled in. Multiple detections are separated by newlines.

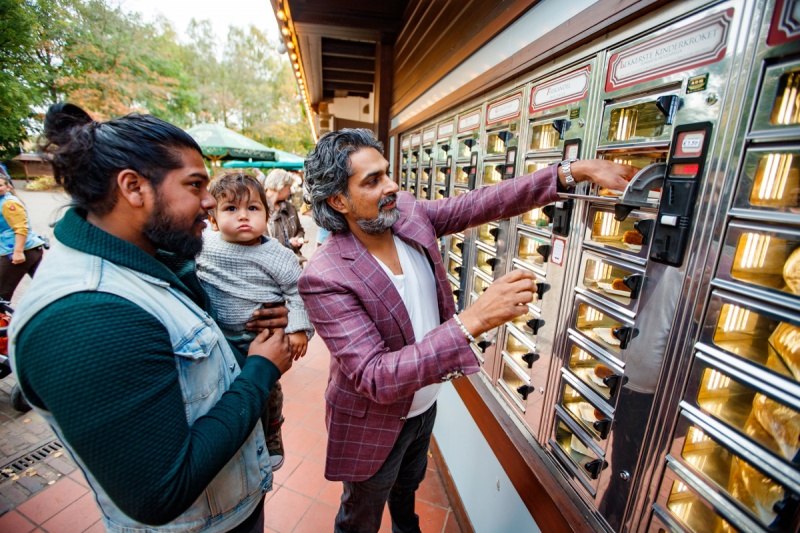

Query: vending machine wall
left=420, top=126, right=436, bottom=200
left=399, top=135, right=410, bottom=191
left=409, top=131, right=421, bottom=197
left=546, top=3, right=747, bottom=530
left=646, top=0, right=800, bottom=531
left=434, top=119, right=455, bottom=200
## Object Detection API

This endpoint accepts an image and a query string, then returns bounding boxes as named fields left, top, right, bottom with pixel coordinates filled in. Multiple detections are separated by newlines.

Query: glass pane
left=510, top=308, right=538, bottom=339
left=436, top=142, right=449, bottom=161
left=516, top=234, right=548, bottom=268
left=408, top=185, right=416, bottom=195
left=589, top=211, right=645, bottom=253
left=607, top=101, right=667, bottom=141
left=486, top=131, right=511, bottom=156
left=770, top=69, right=800, bottom=126
left=525, top=160, right=552, bottom=175
left=582, top=257, right=636, bottom=305
left=419, top=186, right=429, bottom=199
left=681, top=425, right=786, bottom=527
left=749, top=152, right=800, bottom=208
left=476, top=223, right=497, bottom=247
left=453, top=187, right=467, bottom=197
left=501, top=362, right=526, bottom=403
left=555, top=419, right=600, bottom=468
left=450, top=236, right=463, bottom=257
left=473, top=274, right=490, bottom=294
left=476, top=249, right=496, bottom=275
left=568, top=345, right=614, bottom=400
left=521, top=206, right=551, bottom=228
left=561, top=383, right=603, bottom=440
left=696, top=367, right=799, bottom=461
left=401, top=153, right=408, bottom=166
left=448, top=258, right=462, bottom=280
left=730, top=231, right=799, bottom=293
left=434, top=188, right=445, bottom=200
left=435, top=166, right=447, bottom=183
left=457, top=139, right=474, bottom=159
left=410, top=151, right=419, bottom=165
left=483, top=164, right=503, bottom=186
left=450, top=281, right=459, bottom=305
left=576, top=303, right=624, bottom=355
left=712, top=303, right=800, bottom=382
left=601, top=150, right=667, bottom=168
left=528, top=121, right=561, bottom=151
left=455, top=165, right=469, bottom=184
left=666, top=480, right=736, bottom=533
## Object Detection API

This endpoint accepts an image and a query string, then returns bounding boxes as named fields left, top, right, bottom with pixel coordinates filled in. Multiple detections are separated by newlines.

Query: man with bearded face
left=9, top=103, right=294, bottom=532
left=299, top=129, right=637, bottom=533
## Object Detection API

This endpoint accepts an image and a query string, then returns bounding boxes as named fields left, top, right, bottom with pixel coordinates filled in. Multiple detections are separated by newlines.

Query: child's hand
left=288, top=332, right=308, bottom=360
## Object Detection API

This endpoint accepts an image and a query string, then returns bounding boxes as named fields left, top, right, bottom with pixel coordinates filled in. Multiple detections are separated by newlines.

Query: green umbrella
left=185, top=124, right=276, bottom=162
left=222, top=160, right=304, bottom=170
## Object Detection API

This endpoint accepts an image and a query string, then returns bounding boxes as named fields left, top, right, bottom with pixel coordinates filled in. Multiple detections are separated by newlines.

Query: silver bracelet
left=453, top=314, right=477, bottom=343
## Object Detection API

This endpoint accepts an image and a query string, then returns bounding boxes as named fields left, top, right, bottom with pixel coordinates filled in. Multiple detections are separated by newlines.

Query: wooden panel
left=429, top=436, right=475, bottom=533
left=390, top=0, right=674, bottom=133
left=323, top=70, right=374, bottom=84
left=324, top=81, right=374, bottom=92
left=452, top=376, right=595, bottom=533
left=392, top=0, right=540, bottom=115
left=322, top=56, right=375, bottom=72
left=322, top=38, right=376, bottom=58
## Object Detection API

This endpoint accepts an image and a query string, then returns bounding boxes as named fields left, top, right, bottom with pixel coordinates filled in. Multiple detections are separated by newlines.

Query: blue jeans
left=334, top=403, right=437, bottom=533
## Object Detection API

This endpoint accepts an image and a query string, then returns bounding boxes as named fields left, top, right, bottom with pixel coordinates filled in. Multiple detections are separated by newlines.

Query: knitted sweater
left=12, top=208, right=279, bottom=525
left=196, top=231, right=314, bottom=336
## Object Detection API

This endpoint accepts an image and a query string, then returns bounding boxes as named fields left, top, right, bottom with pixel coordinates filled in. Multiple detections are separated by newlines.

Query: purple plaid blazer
left=298, top=165, right=561, bottom=481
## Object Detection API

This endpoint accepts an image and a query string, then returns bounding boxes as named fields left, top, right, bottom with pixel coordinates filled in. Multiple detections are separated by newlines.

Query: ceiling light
left=287, top=41, right=294, bottom=50
left=293, top=62, right=300, bottom=70
left=276, top=10, right=286, bottom=20
left=295, top=71, right=301, bottom=78
left=290, top=53, right=297, bottom=61
left=281, top=26, right=290, bottom=36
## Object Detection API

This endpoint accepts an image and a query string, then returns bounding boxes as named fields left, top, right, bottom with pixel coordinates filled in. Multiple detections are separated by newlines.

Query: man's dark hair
left=41, top=103, right=203, bottom=215
left=207, top=171, right=269, bottom=219
left=303, top=128, right=383, bottom=233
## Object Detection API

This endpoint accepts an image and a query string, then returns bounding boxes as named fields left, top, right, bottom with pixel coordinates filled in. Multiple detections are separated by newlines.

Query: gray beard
left=356, top=207, right=400, bottom=235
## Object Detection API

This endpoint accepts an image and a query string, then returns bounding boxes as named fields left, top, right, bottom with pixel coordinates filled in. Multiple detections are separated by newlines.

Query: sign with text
left=410, top=133, right=421, bottom=146
left=486, top=93, right=523, bottom=125
left=423, top=128, right=436, bottom=143
left=437, top=121, right=454, bottom=139
left=457, top=109, right=482, bottom=133
left=605, top=9, right=733, bottom=92
left=530, top=66, right=591, bottom=113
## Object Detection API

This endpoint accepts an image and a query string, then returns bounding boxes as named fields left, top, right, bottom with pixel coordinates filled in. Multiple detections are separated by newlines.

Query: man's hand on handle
left=458, top=269, right=537, bottom=338
left=558, top=159, right=639, bottom=191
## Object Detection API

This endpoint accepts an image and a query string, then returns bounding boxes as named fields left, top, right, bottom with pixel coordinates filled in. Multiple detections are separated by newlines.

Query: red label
left=768, top=0, right=800, bottom=46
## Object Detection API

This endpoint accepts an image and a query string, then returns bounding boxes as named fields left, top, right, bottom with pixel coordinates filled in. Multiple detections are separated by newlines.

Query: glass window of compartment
left=743, top=150, right=800, bottom=209
left=524, top=159, right=555, bottom=176
left=576, top=302, right=626, bottom=355
left=457, top=138, right=474, bottom=159
left=433, top=187, right=445, bottom=200
left=606, top=100, right=669, bottom=142
left=510, top=306, right=540, bottom=339
left=453, top=187, right=467, bottom=197
left=771, top=69, right=800, bottom=126
left=475, top=248, right=497, bottom=275
left=587, top=210, right=646, bottom=254
left=560, top=383, right=604, bottom=440
left=711, top=301, right=799, bottom=383
left=568, top=344, right=617, bottom=401
left=450, top=236, right=463, bottom=257
left=596, top=150, right=667, bottom=197
left=695, top=366, right=799, bottom=462
left=421, top=147, right=432, bottom=164
left=408, top=185, right=416, bottom=195
left=436, top=141, right=450, bottom=161
left=665, top=479, right=737, bottom=533
left=516, top=233, right=549, bottom=270
left=500, top=359, right=528, bottom=407
left=454, top=165, right=469, bottom=184
left=448, top=258, right=462, bottom=280
left=486, top=130, right=512, bottom=156
left=554, top=418, right=602, bottom=476
left=476, top=223, right=498, bottom=248
left=679, top=424, right=787, bottom=528
left=581, top=256, right=637, bottom=306
left=520, top=206, right=552, bottom=229
left=482, top=163, right=503, bottom=186
left=410, top=150, right=419, bottom=165
left=528, top=120, right=563, bottom=152
left=729, top=230, right=800, bottom=294
left=472, top=273, right=491, bottom=295
left=503, top=329, right=535, bottom=369
left=435, top=166, right=447, bottom=184
left=449, top=281, right=459, bottom=304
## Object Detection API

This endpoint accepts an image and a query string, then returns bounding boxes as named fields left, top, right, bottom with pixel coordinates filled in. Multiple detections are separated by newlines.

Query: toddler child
left=196, top=171, right=314, bottom=470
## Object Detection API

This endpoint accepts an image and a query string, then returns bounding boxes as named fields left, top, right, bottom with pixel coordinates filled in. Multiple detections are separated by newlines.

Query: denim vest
left=0, top=193, right=44, bottom=255
left=9, top=241, right=273, bottom=532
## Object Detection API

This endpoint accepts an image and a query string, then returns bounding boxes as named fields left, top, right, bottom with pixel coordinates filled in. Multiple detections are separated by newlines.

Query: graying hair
left=304, top=128, right=383, bottom=233
left=262, top=168, right=295, bottom=191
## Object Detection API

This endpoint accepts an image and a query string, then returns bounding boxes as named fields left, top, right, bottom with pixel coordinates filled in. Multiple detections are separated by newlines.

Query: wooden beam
left=323, top=70, right=375, bottom=84
left=322, top=38, right=376, bottom=58
left=374, top=40, right=394, bottom=149
left=322, top=56, right=375, bottom=72
left=324, top=81, right=374, bottom=92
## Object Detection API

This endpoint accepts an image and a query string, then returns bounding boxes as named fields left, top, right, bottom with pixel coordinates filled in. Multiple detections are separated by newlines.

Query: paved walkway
left=0, top=187, right=462, bottom=532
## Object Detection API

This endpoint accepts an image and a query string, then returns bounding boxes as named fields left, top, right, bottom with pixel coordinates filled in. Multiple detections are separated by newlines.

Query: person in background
left=263, top=169, right=306, bottom=265
left=0, top=176, right=45, bottom=301
left=196, top=171, right=315, bottom=471
left=299, top=128, right=636, bottom=533
left=316, top=226, right=330, bottom=247
left=11, top=103, right=292, bottom=532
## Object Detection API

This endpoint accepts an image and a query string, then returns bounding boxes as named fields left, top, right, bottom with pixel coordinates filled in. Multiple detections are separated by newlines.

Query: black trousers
left=0, top=246, right=43, bottom=301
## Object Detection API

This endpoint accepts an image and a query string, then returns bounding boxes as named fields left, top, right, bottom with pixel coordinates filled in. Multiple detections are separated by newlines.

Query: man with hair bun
left=9, top=103, right=292, bottom=532
left=299, top=128, right=636, bottom=533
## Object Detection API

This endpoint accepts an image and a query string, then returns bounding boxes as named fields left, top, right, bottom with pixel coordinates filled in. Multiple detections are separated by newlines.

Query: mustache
left=379, top=194, right=397, bottom=208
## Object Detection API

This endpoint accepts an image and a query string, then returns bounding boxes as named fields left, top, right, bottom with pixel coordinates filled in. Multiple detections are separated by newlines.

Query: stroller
left=0, top=299, right=32, bottom=412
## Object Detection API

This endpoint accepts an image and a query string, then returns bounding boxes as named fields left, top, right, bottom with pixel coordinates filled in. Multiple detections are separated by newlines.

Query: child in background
left=196, top=171, right=314, bottom=470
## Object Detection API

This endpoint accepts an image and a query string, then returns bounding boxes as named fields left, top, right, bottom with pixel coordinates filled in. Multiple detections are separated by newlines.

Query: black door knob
left=584, top=458, right=608, bottom=480
left=516, top=384, right=535, bottom=400
left=521, top=351, right=539, bottom=368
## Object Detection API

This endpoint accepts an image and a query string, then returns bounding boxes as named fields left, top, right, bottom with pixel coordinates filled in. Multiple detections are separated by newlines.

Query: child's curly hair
left=208, top=170, right=270, bottom=218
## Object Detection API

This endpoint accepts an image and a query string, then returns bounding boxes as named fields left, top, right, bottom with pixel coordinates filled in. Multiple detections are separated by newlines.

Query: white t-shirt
left=374, top=235, right=442, bottom=418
